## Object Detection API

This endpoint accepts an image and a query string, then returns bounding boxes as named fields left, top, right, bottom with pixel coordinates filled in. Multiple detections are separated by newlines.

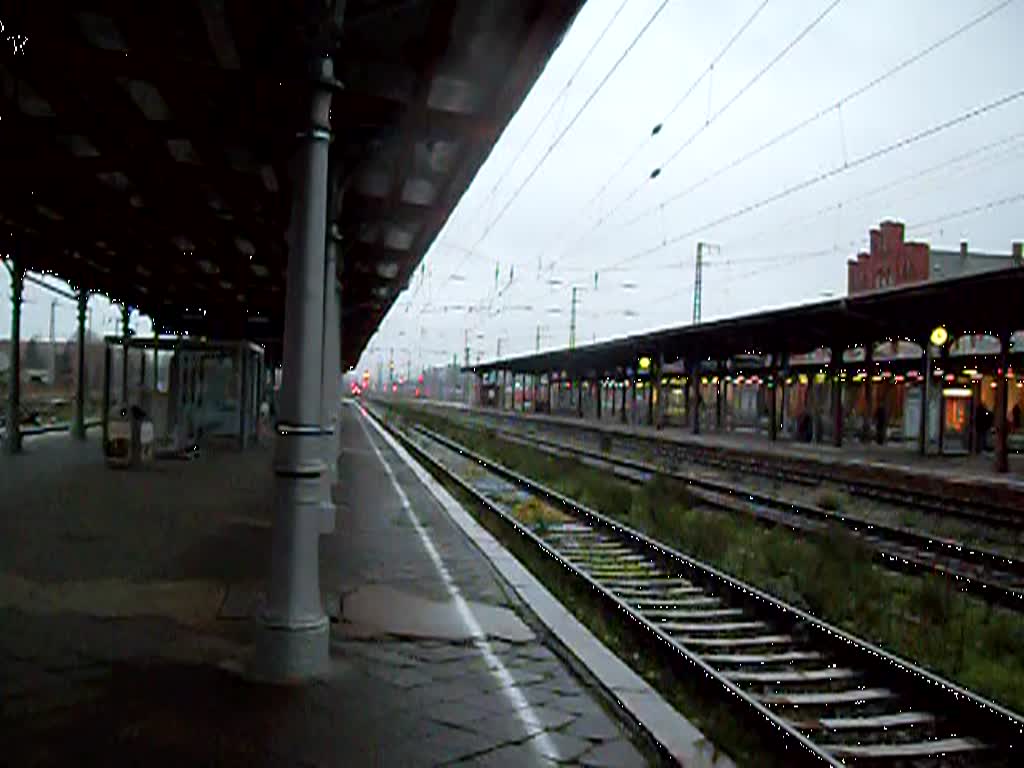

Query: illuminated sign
left=942, top=387, right=972, bottom=398
left=638, top=356, right=651, bottom=371
left=930, top=326, right=949, bottom=347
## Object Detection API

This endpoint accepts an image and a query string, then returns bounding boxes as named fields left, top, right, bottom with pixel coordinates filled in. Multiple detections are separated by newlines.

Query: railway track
left=411, top=405, right=1024, bottom=612
left=371, top=408, right=1023, bottom=766
left=439, top=405, right=1021, bottom=530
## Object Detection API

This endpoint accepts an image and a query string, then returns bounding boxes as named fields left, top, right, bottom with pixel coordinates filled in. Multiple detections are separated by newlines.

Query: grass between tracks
left=387, top=402, right=1024, bottom=718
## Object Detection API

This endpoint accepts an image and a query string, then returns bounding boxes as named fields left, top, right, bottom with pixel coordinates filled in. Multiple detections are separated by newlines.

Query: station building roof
left=0, top=1, right=583, bottom=366
left=468, top=266, right=1024, bottom=377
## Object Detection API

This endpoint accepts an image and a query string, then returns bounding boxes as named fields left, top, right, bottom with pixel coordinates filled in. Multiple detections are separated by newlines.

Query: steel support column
left=5, top=257, right=24, bottom=454
left=722, top=377, right=730, bottom=431
left=152, top=329, right=159, bottom=396
left=321, top=225, right=341, bottom=500
left=576, top=378, right=584, bottom=418
left=332, top=267, right=343, bottom=480
left=861, top=342, right=874, bottom=443
left=689, top=361, right=701, bottom=435
left=995, top=330, right=1010, bottom=473
left=630, top=377, right=637, bottom=426
left=830, top=343, right=843, bottom=447
left=119, top=306, right=130, bottom=405
left=919, top=341, right=931, bottom=456
left=596, top=379, right=602, bottom=421
left=715, top=375, right=722, bottom=430
left=654, top=356, right=664, bottom=430
left=239, top=348, right=249, bottom=449
left=71, top=290, right=89, bottom=440
left=768, top=357, right=779, bottom=442
left=257, top=56, right=336, bottom=682
left=101, top=343, right=111, bottom=449
left=937, top=344, right=949, bottom=454
left=647, top=375, right=654, bottom=427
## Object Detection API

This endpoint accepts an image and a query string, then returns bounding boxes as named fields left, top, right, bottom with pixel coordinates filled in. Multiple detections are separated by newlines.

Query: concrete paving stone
left=507, top=656, right=565, bottom=677
left=447, top=690, right=519, bottom=719
left=522, top=730, right=594, bottom=763
left=413, top=679, right=497, bottom=716
left=427, top=701, right=501, bottom=731
left=336, top=641, right=423, bottom=668
left=415, top=722, right=509, bottom=764
left=1, top=408, right=656, bottom=768
left=523, top=703, right=578, bottom=731
left=466, top=710, right=546, bottom=743
left=426, top=664, right=492, bottom=688
left=510, top=644, right=560, bottom=662
left=513, top=684, right=565, bottom=708
left=546, top=693, right=602, bottom=717
left=579, top=738, right=649, bottom=768
left=477, top=668, right=549, bottom=690
left=418, top=667, right=493, bottom=696
left=366, top=665, right=437, bottom=690
left=406, top=643, right=483, bottom=664
left=563, top=712, right=631, bottom=743
left=454, top=742, right=560, bottom=767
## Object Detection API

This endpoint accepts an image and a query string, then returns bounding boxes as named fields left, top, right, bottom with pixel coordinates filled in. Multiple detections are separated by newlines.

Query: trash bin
left=105, top=406, right=155, bottom=468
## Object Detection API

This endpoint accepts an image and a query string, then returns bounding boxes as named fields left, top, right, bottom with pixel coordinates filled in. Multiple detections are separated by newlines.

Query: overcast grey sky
left=4, top=1, right=1021, bottom=374
left=358, top=0, right=1024, bottom=379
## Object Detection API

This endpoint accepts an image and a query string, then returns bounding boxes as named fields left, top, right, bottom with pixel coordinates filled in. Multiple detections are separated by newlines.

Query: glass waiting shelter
left=101, top=335, right=265, bottom=457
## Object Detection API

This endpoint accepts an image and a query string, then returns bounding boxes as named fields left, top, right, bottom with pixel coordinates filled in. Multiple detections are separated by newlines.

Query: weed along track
left=415, top=403, right=1024, bottom=613
left=371, top=408, right=1023, bottom=767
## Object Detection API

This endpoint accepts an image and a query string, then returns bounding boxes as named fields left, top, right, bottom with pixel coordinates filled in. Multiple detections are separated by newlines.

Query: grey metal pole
left=5, top=257, right=24, bottom=454
left=321, top=226, right=341, bottom=499
left=257, top=56, right=336, bottom=682
left=332, top=274, right=343, bottom=486
left=152, top=329, right=159, bottom=396
left=72, top=290, right=88, bottom=440
left=101, top=342, right=111, bottom=450
left=861, top=342, right=874, bottom=443
left=919, top=343, right=930, bottom=456
left=995, top=330, right=1010, bottom=473
left=238, top=346, right=248, bottom=449
left=120, top=306, right=130, bottom=405
left=49, top=299, right=57, bottom=392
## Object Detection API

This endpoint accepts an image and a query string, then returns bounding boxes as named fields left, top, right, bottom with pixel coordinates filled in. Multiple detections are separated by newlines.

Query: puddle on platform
left=337, top=584, right=534, bottom=643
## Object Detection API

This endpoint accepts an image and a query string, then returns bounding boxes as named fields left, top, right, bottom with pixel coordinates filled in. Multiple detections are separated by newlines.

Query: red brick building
left=848, top=221, right=929, bottom=293
left=847, top=220, right=1021, bottom=295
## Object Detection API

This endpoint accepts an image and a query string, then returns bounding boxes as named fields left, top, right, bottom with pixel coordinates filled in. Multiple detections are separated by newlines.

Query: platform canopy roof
left=0, top=0, right=583, bottom=366
left=469, top=266, right=1024, bottom=377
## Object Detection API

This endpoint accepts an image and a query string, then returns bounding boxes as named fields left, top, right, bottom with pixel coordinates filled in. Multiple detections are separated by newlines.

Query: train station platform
left=0, top=404, right=665, bottom=766
left=424, top=402, right=1024, bottom=512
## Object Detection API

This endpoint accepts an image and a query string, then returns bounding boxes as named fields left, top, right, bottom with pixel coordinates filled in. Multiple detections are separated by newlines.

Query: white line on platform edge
left=355, top=406, right=561, bottom=762
left=357, top=403, right=735, bottom=768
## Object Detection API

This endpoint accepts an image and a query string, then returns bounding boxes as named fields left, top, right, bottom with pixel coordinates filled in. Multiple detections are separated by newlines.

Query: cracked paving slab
left=336, top=584, right=535, bottom=643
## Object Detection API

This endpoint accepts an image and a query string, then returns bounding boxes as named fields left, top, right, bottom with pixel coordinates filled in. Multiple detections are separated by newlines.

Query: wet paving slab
left=0, top=409, right=653, bottom=767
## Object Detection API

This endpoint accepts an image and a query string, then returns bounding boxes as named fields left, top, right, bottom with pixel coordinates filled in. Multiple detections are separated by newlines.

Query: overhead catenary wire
left=720, top=128, right=1024, bottom=252
left=531, top=0, right=774, bottom=275
left=599, top=86, right=1024, bottom=273
left=906, top=191, right=1024, bottom=234
left=621, top=0, right=1018, bottom=229
left=434, top=0, right=672, bottom=298
left=458, top=0, right=632, bottom=236
left=547, top=0, right=843, bottom=276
